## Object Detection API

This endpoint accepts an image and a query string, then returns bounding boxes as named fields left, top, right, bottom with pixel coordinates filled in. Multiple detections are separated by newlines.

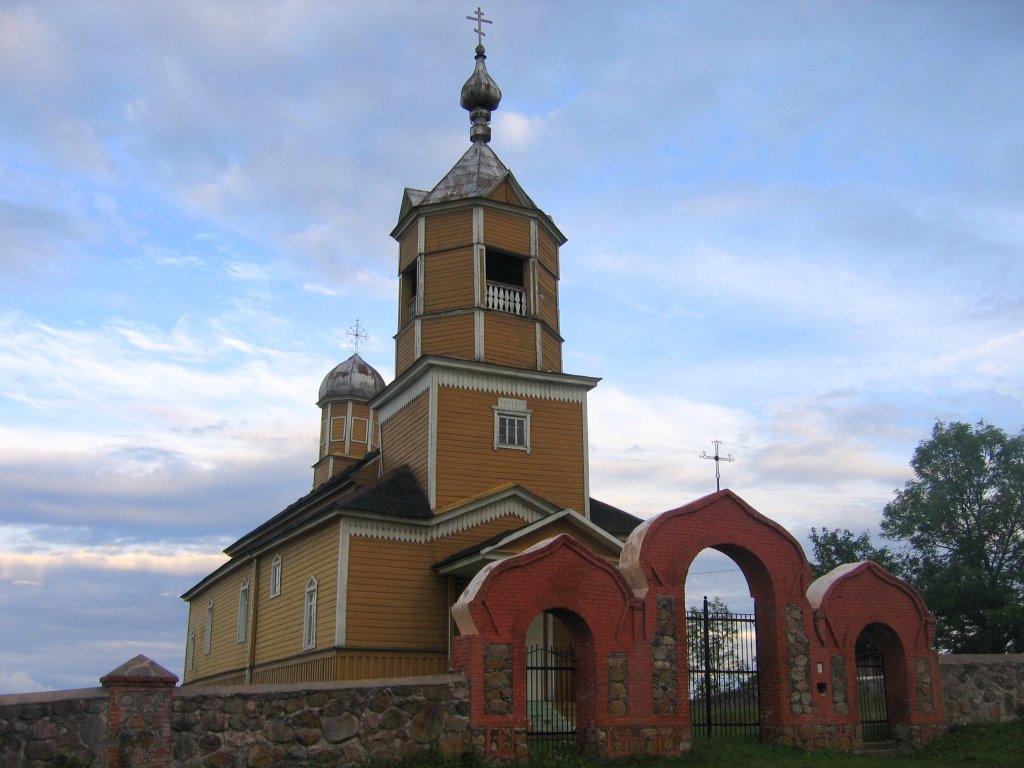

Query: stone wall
left=940, top=654, right=1024, bottom=725
left=0, top=687, right=107, bottom=766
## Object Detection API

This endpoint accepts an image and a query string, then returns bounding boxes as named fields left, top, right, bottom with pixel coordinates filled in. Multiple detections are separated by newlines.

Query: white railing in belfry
left=486, top=282, right=526, bottom=316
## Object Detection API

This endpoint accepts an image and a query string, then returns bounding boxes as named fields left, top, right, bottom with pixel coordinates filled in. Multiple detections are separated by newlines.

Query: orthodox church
left=180, top=35, right=641, bottom=686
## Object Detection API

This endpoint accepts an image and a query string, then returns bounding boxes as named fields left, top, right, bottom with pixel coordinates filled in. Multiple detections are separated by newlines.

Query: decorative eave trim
left=372, top=356, right=599, bottom=423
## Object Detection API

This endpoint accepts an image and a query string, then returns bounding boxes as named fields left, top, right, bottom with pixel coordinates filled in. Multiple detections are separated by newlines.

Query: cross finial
left=700, top=439, right=735, bottom=492
left=345, top=319, right=368, bottom=354
left=466, top=7, right=492, bottom=47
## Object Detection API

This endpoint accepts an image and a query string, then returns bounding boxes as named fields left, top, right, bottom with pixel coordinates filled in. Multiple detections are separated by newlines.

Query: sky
left=1, top=0, right=1022, bottom=693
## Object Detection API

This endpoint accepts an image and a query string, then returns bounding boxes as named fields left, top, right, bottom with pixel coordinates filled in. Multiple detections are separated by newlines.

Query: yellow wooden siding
left=433, top=387, right=587, bottom=512
left=541, top=327, right=563, bottom=373
left=484, top=313, right=537, bottom=369
left=483, top=209, right=531, bottom=254
left=537, top=230, right=559, bottom=277
left=249, top=649, right=446, bottom=685
left=399, top=227, right=418, bottom=272
left=345, top=515, right=526, bottom=650
left=379, top=391, right=429, bottom=485
left=396, top=324, right=415, bottom=376
left=424, top=208, right=473, bottom=252
left=420, top=313, right=475, bottom=361
left=183, top=561, right=255, bottom=684
left=252, top=521, right=339, bottom=666
left=537, top=264, right=559, bottom=332
left=423, top=247, right=475, bottom=313
left=484, top=178, right=526, bottom=207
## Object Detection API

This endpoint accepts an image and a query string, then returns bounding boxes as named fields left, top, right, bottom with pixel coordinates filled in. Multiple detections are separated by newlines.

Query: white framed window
left=204, top=599, right=214, bottom=655
left=236, top=578, right=250, bottom=643
left=493, top=398, right=532, bottom=452
left=330, top=416, right=347, bottom=442
left=350, top=417, right=368, bottom=444
left=186, top=629, right=195, bottom=673
left=270, top=554, right=282, bottom=598
left=303, top=576, right=318, bottom=650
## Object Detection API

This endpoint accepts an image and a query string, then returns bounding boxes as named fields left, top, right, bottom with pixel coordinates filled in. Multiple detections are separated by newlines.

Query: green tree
left=882, top=420, right=1024, bottom=653
left=808, top=526, right=899, bottom=580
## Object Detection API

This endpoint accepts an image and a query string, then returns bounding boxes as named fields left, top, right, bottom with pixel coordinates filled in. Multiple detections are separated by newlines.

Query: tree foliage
left=810, top=420, right=1024, bottom=653
left=808, top=526, right=898, bottom=580
left=881, top=420, right=1024, bottom=653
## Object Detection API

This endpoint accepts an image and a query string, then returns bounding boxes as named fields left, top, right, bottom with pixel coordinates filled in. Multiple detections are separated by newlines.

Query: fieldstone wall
left=651, top=594, right=678, bottom=715
left=0, top=688, right=107, bottom=766
left=785, top=603, right=813, bottom=715
left=940, top=654, right=1024, bottom=725
left=172, top=674, right=469, bottom=767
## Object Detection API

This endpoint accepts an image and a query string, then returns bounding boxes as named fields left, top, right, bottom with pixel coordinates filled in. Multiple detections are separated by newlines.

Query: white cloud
left=0, top=670, right=52, bottom=695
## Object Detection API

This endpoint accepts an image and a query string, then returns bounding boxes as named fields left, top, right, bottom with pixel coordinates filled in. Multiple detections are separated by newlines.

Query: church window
left=303, top=576, right=318, bottom=650
left=402, top=264, right=418, bottom=323
left=493, top=397, right=531, bottom=452
left=351, top=417, right=368, bottom=444
left=186, top=629, right=195, bottom=673
left=486, top=249, right=526, bottom=316
left=319, top=415, right=328, bottom=452
left=270, top=555, right=282, bottom=598
left=330, top=416, right=347, bottom=442
left=236, top=579, right=250, bottom=643
left=204, top=599, right=214, bottom=655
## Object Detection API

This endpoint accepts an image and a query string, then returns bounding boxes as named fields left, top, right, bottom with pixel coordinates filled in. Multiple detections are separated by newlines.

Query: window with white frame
left=303, top=576, right=318, bottom=650
left=204, top=599, right=214, bottom=655
left=186, top=629, right=195, bottom=673
left=270, top=554, right=282, bottom=598
left=493, top=398, right=532, bottom=452
left=236, top=578, right=250, bottom=643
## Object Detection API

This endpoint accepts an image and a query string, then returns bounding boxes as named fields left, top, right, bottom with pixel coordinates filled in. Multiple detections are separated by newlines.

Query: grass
left=391, top=720, right=1024, bottom=768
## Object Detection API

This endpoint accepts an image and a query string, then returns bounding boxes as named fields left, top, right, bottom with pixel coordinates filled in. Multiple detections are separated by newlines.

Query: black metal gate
left=856, top=652, right=888, bottom=741
left=686, top=596, right=759, bottom=739
left=526, top=645, right=576, bottom=751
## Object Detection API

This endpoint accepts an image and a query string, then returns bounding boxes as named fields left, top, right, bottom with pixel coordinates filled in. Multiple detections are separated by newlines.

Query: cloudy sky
left=2, top=1, right=1021, bottom=693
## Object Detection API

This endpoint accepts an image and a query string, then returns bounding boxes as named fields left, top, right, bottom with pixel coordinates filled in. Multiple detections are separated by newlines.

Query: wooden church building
left=180, top=37, right=641, bottom=686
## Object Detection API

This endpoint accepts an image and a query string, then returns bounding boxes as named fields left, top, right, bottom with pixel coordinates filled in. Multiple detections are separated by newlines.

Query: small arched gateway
left=451, top=491, right=947, bottom=760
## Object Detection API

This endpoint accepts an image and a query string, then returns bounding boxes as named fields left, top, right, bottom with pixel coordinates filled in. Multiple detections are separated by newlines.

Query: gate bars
left=686, top=596, right=760, bottom=739
left=526, top=645, right=576, bottom=749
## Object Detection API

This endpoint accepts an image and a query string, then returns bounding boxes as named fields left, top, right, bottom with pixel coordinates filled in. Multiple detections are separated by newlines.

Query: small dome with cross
left=318, top=353, right=385, bottom=404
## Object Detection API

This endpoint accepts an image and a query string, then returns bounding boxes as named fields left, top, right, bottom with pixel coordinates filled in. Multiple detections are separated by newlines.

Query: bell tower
left=373, top=23, right=597, bottom=517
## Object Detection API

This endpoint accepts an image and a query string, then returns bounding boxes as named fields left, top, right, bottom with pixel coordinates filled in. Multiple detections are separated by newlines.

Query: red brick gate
left=451, top=490, right=947, bottom=759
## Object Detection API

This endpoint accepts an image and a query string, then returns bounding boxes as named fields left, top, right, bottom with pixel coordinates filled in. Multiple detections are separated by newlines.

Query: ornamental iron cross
left=466, top=7, right=493, bottom=46
left=700, top=439, right=735, bottom=492
left=346, top=319, right=368, bottom=354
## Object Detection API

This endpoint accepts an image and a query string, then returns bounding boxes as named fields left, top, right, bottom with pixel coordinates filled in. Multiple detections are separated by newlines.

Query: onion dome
left=317, top=353, right=385, bottom=404
left=460, top=44, right=501, bottom=144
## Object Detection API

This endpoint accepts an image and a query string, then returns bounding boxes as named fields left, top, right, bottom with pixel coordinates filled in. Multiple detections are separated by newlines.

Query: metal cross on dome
left=345, top=319, right=368, bottom=354
left=700, top=439, right=735, bottom=492
left=466, top=6, right=493, bottom=46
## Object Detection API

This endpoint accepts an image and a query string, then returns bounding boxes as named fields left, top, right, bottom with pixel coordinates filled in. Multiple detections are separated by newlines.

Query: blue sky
left=1, top=1, right=1022, bottom=692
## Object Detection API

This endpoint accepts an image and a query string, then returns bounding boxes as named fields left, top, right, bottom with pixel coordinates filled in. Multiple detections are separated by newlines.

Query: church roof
left=318, top=353, right=386, bottom=403
left=420, top=142, right=510, bottom=205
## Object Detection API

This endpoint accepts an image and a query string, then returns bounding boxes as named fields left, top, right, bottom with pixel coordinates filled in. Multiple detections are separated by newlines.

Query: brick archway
left=453, top=491, right=946, bottom=757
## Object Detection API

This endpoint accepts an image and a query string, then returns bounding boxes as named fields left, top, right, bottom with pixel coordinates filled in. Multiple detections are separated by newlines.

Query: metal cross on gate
left=466, top=7, right=493, bottom=46
left=700, top=439, right=735, bottom=492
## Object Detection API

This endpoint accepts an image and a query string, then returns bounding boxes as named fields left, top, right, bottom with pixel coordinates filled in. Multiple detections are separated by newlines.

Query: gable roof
left=420, top=142, right=513, bottom=205
left=433, top=504, right=633, bottom=577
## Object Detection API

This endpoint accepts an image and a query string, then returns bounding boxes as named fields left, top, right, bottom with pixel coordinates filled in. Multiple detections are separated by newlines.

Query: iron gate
left=526, top=645, right=576, bottom=750
left=856, top=652, right=888, bottom=741
left=686, top=597, right=759, bottom=739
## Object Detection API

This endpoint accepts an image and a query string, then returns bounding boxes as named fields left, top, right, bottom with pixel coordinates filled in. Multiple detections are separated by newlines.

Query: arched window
left=270, top=554, right=282, bottom=598
left=236, top=578, right=250, bottom=643
left=303, top=576, right=318, bottom=650
left=204, top=599, right=214, bottom=655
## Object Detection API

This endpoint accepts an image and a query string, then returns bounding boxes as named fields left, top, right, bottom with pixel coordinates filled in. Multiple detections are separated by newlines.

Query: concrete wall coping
left=0, top=686, right=107, bottom=705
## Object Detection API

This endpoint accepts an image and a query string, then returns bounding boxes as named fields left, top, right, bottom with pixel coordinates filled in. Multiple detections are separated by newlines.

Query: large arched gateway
left=452, top=490, right=947, bottom=760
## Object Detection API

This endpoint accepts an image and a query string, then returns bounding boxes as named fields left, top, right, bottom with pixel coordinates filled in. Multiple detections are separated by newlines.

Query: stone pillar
left=100, top=654, right=178, bottom=768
